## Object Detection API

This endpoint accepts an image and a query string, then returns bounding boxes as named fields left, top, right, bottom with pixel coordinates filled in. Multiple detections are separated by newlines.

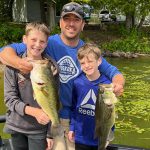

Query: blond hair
left=77, top=43, right=101, bottom=60
left=25, top=22, right=50, bottom=38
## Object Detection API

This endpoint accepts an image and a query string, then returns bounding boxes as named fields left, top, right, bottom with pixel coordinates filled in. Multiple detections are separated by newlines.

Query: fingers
left=35, top=109, right=50, bottom=125
left=46, top=138, right=54, bottom=150
left=68, top=131, right=75, bottom=143
left=18, top=58, right=33, bottom=74
left=115, top=88, right=124, bottom=96
left=39, top=119, right=49, bottom=125
left=38, top=113, right=50, bottom=125
left=113, top=83, right=124, bottom=97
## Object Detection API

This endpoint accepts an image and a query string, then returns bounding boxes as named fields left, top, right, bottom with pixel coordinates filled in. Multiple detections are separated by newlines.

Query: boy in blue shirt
left=68, top=43, right=115, bottom=150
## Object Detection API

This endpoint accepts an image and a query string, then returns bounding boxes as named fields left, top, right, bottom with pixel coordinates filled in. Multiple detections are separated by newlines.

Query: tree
left=55, top=0, right=69, bottom=16
left=89, top=0, right=150, bottom=30
left=0, top=0, right=14, bottom=21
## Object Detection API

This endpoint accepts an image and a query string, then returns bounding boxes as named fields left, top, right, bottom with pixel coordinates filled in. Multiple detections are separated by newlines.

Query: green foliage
left=0, top=0, right=13, bottom=21
left=0, top=23, right=61, bottom=47
left=74, top=0, right=91, bottom=3
left=0, top=23, right=25, bottom=47
left=92, top=0, right=150, bottom=28
left=55, top=0, right=69, bottom=15
left=101, top=27, right=150, bottom=53
left=50, top=25, right=61, bottom=35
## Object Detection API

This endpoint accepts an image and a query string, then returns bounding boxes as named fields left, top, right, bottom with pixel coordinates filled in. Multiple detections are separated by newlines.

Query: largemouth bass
left=30, top=59, right=60, bottom=131
left=95, top=84, right=118, bottom=150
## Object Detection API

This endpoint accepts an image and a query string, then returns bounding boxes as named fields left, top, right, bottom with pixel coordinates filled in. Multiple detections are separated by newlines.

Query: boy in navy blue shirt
left=68, top=43, right=115, bottom=150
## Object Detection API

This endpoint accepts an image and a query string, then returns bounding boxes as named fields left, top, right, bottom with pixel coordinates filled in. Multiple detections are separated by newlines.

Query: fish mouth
left=35, top=82, right=45, bottom=86
left=106, top=104, right=114, bottom=109
left=35, top=82, right=45, bottom=87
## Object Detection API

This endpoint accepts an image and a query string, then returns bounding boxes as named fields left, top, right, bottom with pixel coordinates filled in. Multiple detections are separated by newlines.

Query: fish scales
left=30, top=59, right=60, bottom=127
left=95, top=84, right=118, bottom=150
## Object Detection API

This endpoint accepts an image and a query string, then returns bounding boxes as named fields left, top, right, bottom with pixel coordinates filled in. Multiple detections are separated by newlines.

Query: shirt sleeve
left=4, top=66, right=27, bottom=116
left=69, top=82, right=77, bottom=132
left=0, top=43, right=26, bottom=55
left=99, top=57, right=121, bottom=80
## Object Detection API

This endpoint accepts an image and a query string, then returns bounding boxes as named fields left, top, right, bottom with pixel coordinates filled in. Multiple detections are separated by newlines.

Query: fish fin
left=47, top=57, right=59, bottom=76
left=50, top=124, right=64, bottom=137
left=33, top=92, right=36, bottom=100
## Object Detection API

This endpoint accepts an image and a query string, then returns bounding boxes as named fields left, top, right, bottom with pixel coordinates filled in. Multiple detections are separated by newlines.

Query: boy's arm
left=0, top=44, right=32, bottom=73
left=4, top=66, right=27, bottom=116
left=4, top=66, right=49, bottom=125
left=24, top=106, right=50, bottom=125
left=99, top=57, right=125, bottom=96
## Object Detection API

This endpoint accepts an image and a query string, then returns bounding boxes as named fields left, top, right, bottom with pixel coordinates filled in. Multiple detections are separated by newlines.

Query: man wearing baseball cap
left=59, top=2, right=85, bottom=43
left=61, top=2, right=84, bottom=19
left=51, top=3, right=86, bottom=149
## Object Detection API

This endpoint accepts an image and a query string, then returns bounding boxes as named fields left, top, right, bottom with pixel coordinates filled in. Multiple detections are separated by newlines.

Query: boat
left=0, top=115, right=149, bottom=150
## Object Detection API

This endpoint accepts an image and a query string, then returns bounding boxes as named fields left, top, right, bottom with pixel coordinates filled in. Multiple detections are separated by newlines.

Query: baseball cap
left=61, top=2, right=84, bottom=19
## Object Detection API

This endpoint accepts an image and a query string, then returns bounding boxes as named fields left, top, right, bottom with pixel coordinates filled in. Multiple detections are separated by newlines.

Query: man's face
left=60, top=14, right=85, bottom=40
left=23, top=30, right=48, bottom=59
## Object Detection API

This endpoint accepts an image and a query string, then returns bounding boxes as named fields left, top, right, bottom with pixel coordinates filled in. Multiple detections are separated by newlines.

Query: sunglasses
left=62, top=4, right=84, bottom=18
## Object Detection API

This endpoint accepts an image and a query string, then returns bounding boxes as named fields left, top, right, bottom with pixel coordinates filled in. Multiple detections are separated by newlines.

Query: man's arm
left=0, top=46, right=32, bottom=73
left=4, top=62, right=49, bottom=125
left=112, top=74, right=125, bottom=96
left=99, top=57, right=125, bottom=96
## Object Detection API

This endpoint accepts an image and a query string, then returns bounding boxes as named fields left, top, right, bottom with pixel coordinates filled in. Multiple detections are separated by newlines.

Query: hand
left=46, top=138, right=54, bottom=150
left=68, top=131, right=75, bottom=143
left=113, top=83, right=124, bottom=96
left=25, top=106, right=50, bottom=125
left=112, top=74, right=125, bottom=96
left=18, top=57, right=33, bottom=74
left=34, top=108, right=50, bottom=125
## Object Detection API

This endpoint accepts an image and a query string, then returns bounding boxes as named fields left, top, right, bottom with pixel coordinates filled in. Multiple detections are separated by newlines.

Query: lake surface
left=107, top=57, right=150, bottom=149
left=0, top=57, right=150, bottom=149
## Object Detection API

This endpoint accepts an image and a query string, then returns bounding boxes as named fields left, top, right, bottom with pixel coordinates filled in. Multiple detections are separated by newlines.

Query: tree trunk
left=40, top=0, right=46, bottom=23
left=0, top=0, right=14, bottom=21
left=137, top=15, right=145, bottom=29
left=125, top=13, right=134, bottom=31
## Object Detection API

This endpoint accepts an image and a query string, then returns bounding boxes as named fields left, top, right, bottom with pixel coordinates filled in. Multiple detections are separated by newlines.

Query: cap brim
left=61, top=12, right=82, bottom=19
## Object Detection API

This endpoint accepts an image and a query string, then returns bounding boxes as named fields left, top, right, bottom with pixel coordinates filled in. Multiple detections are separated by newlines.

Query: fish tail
left=98, top=138, right=107, bottom=150
left=51, top=124, right=64, bottom=137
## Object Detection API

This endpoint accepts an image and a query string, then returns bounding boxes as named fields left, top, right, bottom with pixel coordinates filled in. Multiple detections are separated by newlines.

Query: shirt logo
left=57, top=56, right=79, bottom=83
left=80, top=89, right=96, bottom=110
left=78, top=89, right=96, bottom=116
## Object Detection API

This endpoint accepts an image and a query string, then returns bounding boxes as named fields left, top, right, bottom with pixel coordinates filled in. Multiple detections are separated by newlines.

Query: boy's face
left=23, top=29, right=48, bottom=59
left=79, top=53, right=101, bottom=77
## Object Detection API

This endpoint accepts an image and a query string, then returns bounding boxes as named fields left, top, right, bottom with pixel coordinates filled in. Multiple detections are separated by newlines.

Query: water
left=106, top=57, right=150, bottom=149
left=0, top=57, right=150, bottom=149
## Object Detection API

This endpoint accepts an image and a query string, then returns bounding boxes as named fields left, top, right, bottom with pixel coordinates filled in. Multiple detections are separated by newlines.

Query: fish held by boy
left=95, top=84, right=118, bottom=150
left=30, top=59, right=62, bottom=136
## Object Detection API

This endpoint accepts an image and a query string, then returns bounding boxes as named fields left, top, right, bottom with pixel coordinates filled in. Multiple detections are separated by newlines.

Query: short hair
left=25, top=22, right=50, bottom=38
left=77, top=43, right=101, bottom=60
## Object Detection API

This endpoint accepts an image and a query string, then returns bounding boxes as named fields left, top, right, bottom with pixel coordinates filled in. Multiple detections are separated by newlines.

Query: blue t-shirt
left=0, top=34, right=120, bottom=119
left=70, top=72, right=111, bottom=146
